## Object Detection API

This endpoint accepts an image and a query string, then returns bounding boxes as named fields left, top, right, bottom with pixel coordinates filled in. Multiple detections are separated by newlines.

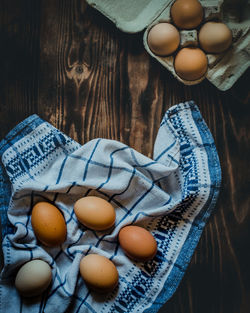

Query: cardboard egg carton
left=86, top=0, right=250, bottom=90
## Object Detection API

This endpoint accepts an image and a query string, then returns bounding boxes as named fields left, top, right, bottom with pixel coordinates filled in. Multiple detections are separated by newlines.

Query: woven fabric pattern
left=0, top=101, right=221, bottom=313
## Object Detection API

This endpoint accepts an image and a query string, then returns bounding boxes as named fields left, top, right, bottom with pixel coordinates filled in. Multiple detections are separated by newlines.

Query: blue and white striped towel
left=0, top=101, right=221, bottom=313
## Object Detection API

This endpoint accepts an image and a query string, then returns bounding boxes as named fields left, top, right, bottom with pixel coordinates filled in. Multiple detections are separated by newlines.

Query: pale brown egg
left=74, top=196, right=115, bottom=231
left=171, top=0, right=203, bottom=29
left=15, top=259, right=52, bottom=297
left=199, top=22, right=232, bottom=53
left=174, top=47, right=208, bottom=81
left=118, top=225, right=157, bottom=262
left=147, top=23, right=180, bottom=56
left=80, top=254, right=119, bottom=293
left=31, top=202, right=67, bottom=247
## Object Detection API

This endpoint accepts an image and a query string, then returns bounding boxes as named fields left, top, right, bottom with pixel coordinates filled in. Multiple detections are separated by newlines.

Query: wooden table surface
left=0, top=1, right=249, bottom=312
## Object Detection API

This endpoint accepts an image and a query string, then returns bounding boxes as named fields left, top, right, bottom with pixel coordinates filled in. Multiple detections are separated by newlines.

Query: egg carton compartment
left=87, top=0, right=250, bottom=90
left=179, top=30, right=198, bottom=47
left=203, top=0, right=223, bottom=20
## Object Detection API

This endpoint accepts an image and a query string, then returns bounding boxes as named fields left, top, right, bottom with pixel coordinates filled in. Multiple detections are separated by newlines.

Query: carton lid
left=86, top=0, right=172, bottom=33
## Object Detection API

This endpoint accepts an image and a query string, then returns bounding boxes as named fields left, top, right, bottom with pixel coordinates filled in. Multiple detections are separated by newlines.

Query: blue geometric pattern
left=0, top=101, right=221, bottom=313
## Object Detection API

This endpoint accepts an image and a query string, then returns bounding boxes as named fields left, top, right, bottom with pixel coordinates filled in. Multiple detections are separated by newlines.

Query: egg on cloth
left=199, top=21, right=232, bottom=54
left=74, top=196, right=116, bottom=231
left=147, top=23, right=180, bottom=56
left=174, top=47, right=208, bottom=81
left=31, top=202, right=67, bottom=247
left=171, top=0, right=203, bottom=29
left=118, top=225, right=157, bottom=262
left=15, top=259, right=52, bottom=297
left=79, top=254, right=119, bottom=293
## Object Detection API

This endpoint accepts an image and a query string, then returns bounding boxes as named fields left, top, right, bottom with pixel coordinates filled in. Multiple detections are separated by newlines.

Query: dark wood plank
left=0, top=1, right=249, bottom=312
left=0, top=0, right=41, bottom=134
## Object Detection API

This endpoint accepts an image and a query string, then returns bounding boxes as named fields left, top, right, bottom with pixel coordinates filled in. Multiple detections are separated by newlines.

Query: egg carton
left=86, top=0, right=250, bottom=90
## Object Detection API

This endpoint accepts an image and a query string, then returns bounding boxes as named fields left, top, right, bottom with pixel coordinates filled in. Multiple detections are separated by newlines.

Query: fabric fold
left=0, top=101, right=221, bottom=313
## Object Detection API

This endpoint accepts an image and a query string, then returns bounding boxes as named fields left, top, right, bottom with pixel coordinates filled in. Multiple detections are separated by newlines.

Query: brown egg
left=147, top=23, right=180, bottom=56
left=118, top=225, right=157, bottom=262
left=80, top=254, right=119, bottom=293
left=174, top=47, right=208, bottom=81
left=171, top=0, right=203, bottom=29
left=31, top=202, right=67, bottom=247
left=199, top=22, right=232, bottom=53
left=74, top=196, right=115, bottom=231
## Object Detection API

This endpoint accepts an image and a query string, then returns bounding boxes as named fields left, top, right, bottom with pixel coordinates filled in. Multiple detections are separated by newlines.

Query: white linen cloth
left=0, top=101, right=221, bottom=313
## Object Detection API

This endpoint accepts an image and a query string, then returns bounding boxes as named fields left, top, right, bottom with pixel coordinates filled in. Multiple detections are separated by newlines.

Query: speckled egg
left=31, top=202, right=67, bottom=247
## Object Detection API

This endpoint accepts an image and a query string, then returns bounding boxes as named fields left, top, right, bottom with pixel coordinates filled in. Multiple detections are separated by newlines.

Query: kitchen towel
left=0, top=101, right=221, bottom=313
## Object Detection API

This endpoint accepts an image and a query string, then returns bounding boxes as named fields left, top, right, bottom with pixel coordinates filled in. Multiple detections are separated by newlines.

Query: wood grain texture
left=0, top=1, right=249, bottom=312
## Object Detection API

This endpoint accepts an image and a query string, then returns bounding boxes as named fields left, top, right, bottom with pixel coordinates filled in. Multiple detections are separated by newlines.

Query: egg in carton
left=86, top=0, right=250, bottom=90
left=143, top=0, right=226, bottom=86
left=205, top=0, right=250, bottom=90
